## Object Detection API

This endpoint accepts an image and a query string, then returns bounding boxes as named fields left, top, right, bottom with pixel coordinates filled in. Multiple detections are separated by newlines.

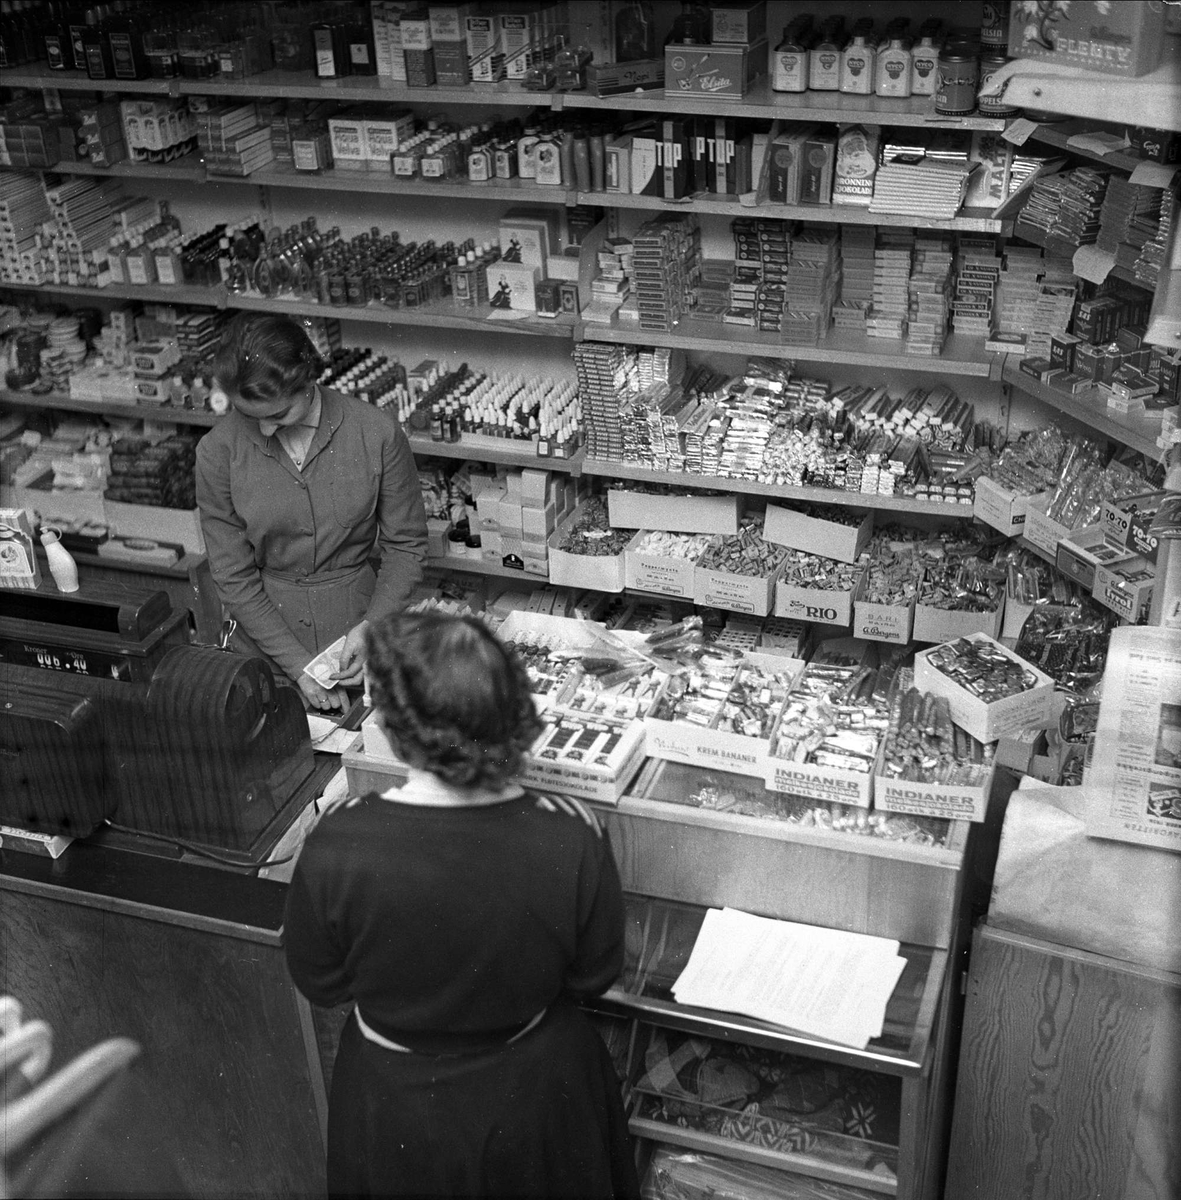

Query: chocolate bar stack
left=783, top=228, right=839, bottom=346
left=631, top=214, right=700, bottom=333
left=104, top=434, right=199, bottom=508
left=868, top=233, right=912, bottom=340
left=834, top=226, right=874, bottom=331
left=905, top=233, right=953, bottom=357
left=0, top=172, right=50, bottom=284
left=870, top=158, right=974, bottom=221
left=951, top=236, right=1001, bottom=338
left=573, top=341, right=639, bottom=461
left=1016, top=166, right=1111, bottom=258
left=1097, top=176, right=1165, bottom=274
left=1135, top=186, right=1174, bottom=289
left=729, top=218, right=790, bottom=332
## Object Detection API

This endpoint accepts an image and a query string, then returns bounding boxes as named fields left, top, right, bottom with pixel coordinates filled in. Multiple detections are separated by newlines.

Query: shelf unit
left=1000, top=359, right=1167, bottom=464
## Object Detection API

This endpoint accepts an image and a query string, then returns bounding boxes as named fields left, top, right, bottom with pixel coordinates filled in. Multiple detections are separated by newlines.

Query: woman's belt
left=259, top=562, right=368, bottom=587
left=354, top=1006, right=548, bottom=1057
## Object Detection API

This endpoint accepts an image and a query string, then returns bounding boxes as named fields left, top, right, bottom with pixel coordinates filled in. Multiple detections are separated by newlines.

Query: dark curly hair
left=365, top=611, right=543, bottom=790
left=212, top=313, right=322, bottom=413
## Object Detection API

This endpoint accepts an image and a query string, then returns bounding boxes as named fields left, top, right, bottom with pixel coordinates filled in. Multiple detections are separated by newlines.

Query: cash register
left=0, top=579, right=314, bottom=860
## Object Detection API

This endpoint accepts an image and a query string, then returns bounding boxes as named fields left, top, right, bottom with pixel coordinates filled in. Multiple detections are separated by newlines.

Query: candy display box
left=763, top=740, right=876, bottom=809
left=762, top=504, right=872, bottom=564
left=642, top=651, right=805, bottom=779
left=853, top=594, right=916, bottom=644
left=973, top=477, right=1048, bottom=538
left=625, top=537, right=702, bottom=598
left=693, top=557, right=785, bottom=618
left=607, top=489, right=740, bottom=536
left=547, top=504, right=635, bottom=593
left=1102, top=491, right=1166, bottom=564
left=520, top=709, right=647, bottom=804
left=1055, top=525, right=1132, bottom=593
left=913, top=634, right=1055, bottom=745
left=1092, top=557, right=1154, bottom=622
left=1023, top=494, right=1072, bottom=560
left=874, top=765, right=995, bottom=824
left=1008, top=0, right=1165, bottom=78
left=773, top=566, right=865, bottom=627
left=912, top=596, right=1004, bottom=645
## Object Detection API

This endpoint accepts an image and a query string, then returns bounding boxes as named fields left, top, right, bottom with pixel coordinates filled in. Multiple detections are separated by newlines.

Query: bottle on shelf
left=665, top=1, right=710, bottom=46
left=911, top=35, right=940, bottom=96
left=808, top=18, right=843, bottom=92
left=876, top=38, right=912, bottom=99
left=771, top=14, right=813, bottom=93
left=41, top=529, right=80, bottom=593
left=839, top=34, right=875, bottom=95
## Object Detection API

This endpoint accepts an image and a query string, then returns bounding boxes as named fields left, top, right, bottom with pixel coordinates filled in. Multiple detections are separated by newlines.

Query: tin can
left=935, top=44, right=979, bottom=116
left=980, top=0, right=1010, bottom=49
left=978, top=53, right=1018, bottom=115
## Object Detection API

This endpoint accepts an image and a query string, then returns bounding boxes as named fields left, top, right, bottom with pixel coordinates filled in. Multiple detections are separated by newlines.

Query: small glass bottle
left=875, top=38, right=912, bottom=98
left=911, top=36, right=939, bottom=96
left=839, top=35, right=874, bottom=95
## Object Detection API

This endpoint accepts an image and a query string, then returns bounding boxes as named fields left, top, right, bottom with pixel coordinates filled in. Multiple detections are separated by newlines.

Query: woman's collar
left=380, top=767, right=524, bottom=808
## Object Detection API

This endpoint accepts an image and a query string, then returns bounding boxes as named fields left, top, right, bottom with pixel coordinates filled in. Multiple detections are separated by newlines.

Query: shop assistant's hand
left=331, top=620, right=369, bottom=688
left=298, top=672, right=348, bottom=715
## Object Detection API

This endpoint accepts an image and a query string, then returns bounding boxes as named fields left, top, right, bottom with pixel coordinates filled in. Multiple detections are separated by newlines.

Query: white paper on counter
left=671, top=907, right=907, bottom=1050
left=1002, top=118, right=1038, bottom=146
left=1086, top=627, right=1181, bottom=853
left=307, top=715, right=360, bottom=754
left=1129, top=161, right=1180, bottom=189
left=1065, top=131, right=1130, bottom=156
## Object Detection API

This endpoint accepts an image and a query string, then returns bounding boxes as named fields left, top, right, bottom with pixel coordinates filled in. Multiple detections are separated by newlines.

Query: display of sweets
left=648, top=646, right=743, bottom=728
left=860, top=535, right=924, bottom=606
left=561, top=669, right=661, bottom=722
left=557, top=498, right=632, bottom=558
left=925, top=638, right=1040, bottom=701
left=777, top=548, right=865, bottom=593
left=916, top=539, right=1004, bottom=614
left=697, top=518, right=788, bottom=579
left=1015, top=602, right=1114, bottom=695
left=880, top=672, right=994, bottom=786
left=633, top=530, right=713, bottom=561
left=497, top=633, right=573, bottom=704
left=716, top=662, right=798, bottom=739
left=983, top=425, right=1073, bottom=496
left=770, top=657, right=892, bottom=775
left=1043, top=453, right=1153, bottom=531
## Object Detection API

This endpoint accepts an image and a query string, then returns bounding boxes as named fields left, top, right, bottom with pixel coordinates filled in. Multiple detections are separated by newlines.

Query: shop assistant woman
left=195, top=314, right=427, bottom=713
left=284, top=611, right=640, bottom=1199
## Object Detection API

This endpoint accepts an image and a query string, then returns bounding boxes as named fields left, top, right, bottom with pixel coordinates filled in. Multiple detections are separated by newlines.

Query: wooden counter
left=0, top=841, right=333, bottom=1199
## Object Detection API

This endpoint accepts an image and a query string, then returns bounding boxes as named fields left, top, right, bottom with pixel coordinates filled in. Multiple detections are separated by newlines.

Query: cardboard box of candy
left=625, top=531, right=712, bottom=599
left=762, top=503, right=872, bottom=564
left=1102, top=491, right=1166, bottom=564
left=520, top=709, right=647, bottom=804
left=1092, top=556, right=1154, bottom=622
left=913, top=634, right=1055, bottom=744
left=1023, top=494, right=1072, bottom=560
left=1008, top=0, right=1165, bottom=78
left=973, top=477, right=1048, bottom=538
left=1055, top=525, right=1132, bottom=592
left=547, top=501, right=635, bottom=593
left=773, top=557, right=866, bottom=627
left=642, top=650, right=805, bottom=779
left=853, top=595, right=916, bottom=644
left=912, top=594, right=1004, bottom=645
left=874, top=762, right=995, bottom=823
left=607, top=488, right=740, bottom=535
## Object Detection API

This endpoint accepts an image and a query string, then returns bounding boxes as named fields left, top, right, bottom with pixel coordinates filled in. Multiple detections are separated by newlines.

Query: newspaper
left=1085, top=627, right=1181, bottom=852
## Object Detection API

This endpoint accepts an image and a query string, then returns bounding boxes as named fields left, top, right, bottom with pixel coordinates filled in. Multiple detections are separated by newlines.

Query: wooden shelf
left=246, top=166, right=575, bottom=203
left=0, top=280, right=575, bottom=339
left=427, top=553, right=542, bottom=580
left=4, top=65, right=1009, bottom=128
left=0, top=386, right=219, bottom=427
left=559, top=79, right=1008, bottom=130
left=576, top=190, right=1008, bottom=232
left=47, top=158, right=207, bottom=183
left=227, top=292, right=577, bottom=337
left=1001, top=359, right=1167, bottom=463
left=580, top=458, right=972, bottom=516
left=578, top=320, right=1001, bottom=378
left=1025, top=119, right=1149, bottom=175
left=409, top=434, right=583, bottom=472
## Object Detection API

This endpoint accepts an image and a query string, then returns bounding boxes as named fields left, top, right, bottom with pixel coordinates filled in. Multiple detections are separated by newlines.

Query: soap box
left=488, top=262, right=539, bottom=313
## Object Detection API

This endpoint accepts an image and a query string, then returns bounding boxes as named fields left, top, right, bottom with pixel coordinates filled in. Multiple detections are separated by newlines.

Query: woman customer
left=283, top=611, right=639, bottom=1199
left=195, top=314, right=427, bottom=713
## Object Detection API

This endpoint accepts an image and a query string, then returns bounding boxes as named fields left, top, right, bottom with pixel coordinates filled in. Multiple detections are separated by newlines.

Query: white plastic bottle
left=41, top=529, right=80, bottom=593
left=911, top=36, right=939, bottom=95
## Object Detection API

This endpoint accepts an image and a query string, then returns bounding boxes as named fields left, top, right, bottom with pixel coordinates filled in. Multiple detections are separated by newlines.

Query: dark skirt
left=326, top=1000, right=641, bottom=1200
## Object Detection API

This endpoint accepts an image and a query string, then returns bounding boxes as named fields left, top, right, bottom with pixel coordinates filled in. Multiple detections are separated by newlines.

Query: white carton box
left=694, top=561, right=784, bottom=617
left=763, top=753, right=875, bottom=808
left=774, top=568, right=864, bottom=626
left=874, top=763, right=995, bottom=823
left=547, top=504, right=634, bottom=593
left=608, top=489, right=740, bottom=535
left=1024, top=493, right=1072, bottom=559
left=912, top=597, right=1004, bottom=644
left=521, top=710, right=646, bottom=804
left=625, top=538, right=702, bottom=598
left=642, top=651, right=805, bottom=778
left=913, top=633, right=1055, bottom=744
left=853, top=595, right=916, bottom=644
left=762, top=504, right=872, bottom=564
left=103, top=499, right=204, bottom=553
left=973, top=476, right=1047, bottom=537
